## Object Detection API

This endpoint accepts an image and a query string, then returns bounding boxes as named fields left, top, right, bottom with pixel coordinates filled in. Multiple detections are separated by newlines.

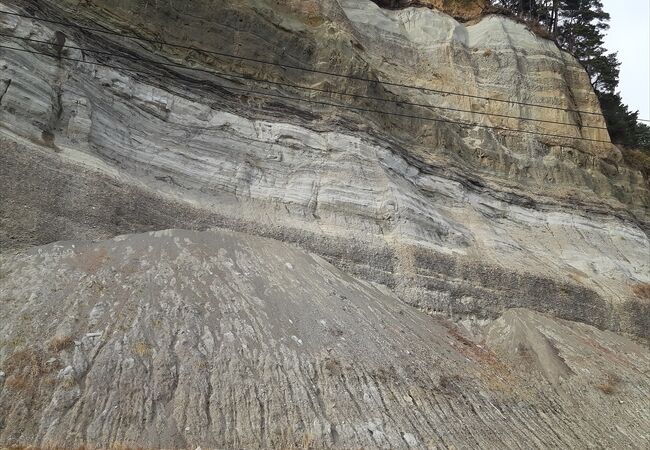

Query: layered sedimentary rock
left=1, top=0, right=647, bottom=338
left=1, top=0, right=650, bottom=447
left=371, top=0, right=488, bottom=19
left=1, top=229, right=648, bottom=448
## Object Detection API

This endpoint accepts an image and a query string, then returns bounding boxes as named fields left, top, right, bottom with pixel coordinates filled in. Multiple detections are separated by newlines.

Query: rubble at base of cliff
left=0, top=0, right=648, bottom=448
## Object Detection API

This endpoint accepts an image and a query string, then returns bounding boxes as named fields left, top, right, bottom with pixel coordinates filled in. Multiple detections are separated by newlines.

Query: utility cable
left=0, top=8, right=613, bottom=117
left=0, top=32, right=610, bottom=130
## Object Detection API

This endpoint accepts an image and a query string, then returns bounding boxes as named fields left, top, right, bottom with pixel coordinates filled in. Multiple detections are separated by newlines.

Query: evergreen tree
left=597, top=91, right=640, bottom=148
left=555, top=0, right=616, bottom=91
left=492, top=0, right=558, bottom=32
left=637, top=123, right=650, bottom=150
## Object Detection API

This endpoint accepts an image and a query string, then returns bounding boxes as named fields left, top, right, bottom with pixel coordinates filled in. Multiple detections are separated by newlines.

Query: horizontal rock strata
left=0, top=0, right=648, bottom=338
left=1, top=1, right=649, bottom=446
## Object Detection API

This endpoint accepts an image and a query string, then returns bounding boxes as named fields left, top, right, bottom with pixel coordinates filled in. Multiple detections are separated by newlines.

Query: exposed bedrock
left=0, top=230, right=648, bottom=449
left=0, top=0, right=648, bottom=340
left=370, top=1, right=489, bottom=20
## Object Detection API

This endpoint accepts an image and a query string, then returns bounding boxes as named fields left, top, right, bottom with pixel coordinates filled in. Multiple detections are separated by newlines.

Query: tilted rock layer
left=1, top=230, right=649, bottom=448
left=371, top=0, right=488, bottom=19
left=1, top=0, right=647, bottom=337
left=0, top=0, right=649, bottom=446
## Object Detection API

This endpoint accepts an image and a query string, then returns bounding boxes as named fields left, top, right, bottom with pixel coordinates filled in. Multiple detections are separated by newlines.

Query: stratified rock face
left=0, top=0, right=648, bottom=339
left=0, top=229, right=648, bottom=449
left=0, top=2, right=649, bottom=446
left=371, top=0, right=488, bottom=19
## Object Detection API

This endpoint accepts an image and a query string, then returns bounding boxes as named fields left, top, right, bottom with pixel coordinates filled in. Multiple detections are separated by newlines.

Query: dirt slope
left=1, top=229, right=648, bottom=448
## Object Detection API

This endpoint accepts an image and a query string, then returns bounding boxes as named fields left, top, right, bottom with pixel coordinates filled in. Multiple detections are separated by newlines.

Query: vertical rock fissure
left=0, top=79, right=10, bottom=105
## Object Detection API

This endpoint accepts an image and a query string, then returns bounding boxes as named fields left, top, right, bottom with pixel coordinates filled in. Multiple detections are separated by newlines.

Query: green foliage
left=596, top=91, right=649, bottom=152
left=637, top=123, right=650, bottom=150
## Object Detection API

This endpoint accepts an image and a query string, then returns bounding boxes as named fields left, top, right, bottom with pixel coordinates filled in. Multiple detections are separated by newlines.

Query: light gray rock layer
left=0, top=2, right=648, bottom=332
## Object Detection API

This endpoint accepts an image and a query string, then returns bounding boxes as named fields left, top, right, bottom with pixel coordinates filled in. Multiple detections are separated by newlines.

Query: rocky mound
left=1, top=229, right=648, bottom=448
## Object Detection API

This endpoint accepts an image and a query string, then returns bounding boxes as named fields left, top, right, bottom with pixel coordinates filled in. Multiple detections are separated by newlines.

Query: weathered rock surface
left=1, top=0, right=649, bottom=446
left=371, top=0, right=489, bottom=20
left=0, top=0, right=648, bottom=340
left=1, top=229, right=648, bottom=449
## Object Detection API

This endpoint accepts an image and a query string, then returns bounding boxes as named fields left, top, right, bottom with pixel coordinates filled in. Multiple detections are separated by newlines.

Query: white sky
left=602, top=0, right=650, bottom=121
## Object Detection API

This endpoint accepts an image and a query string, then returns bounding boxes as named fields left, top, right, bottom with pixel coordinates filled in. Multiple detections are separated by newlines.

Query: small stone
left=58, top=365, right=74, bottom=378
left=403, top=433, right=418, bottom=446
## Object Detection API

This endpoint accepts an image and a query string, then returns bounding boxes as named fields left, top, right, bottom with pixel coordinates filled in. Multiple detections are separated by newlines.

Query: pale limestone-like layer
left=0, top=0, right=648, bottom=338
left=0, top=230, right=648, bottom=448
left=341, top=0, right=610, bottom=135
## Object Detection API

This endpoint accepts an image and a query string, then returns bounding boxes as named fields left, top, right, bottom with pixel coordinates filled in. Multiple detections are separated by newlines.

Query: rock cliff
left=0, top=0, right=649, bottom=447
left=372, top=0, right=488, bottom=20
left=1, top=0, right=647, bottom=337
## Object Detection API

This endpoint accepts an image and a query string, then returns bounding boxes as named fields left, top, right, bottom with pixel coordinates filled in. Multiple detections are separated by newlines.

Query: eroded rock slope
left=1, top=229, right=649, bottom=449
